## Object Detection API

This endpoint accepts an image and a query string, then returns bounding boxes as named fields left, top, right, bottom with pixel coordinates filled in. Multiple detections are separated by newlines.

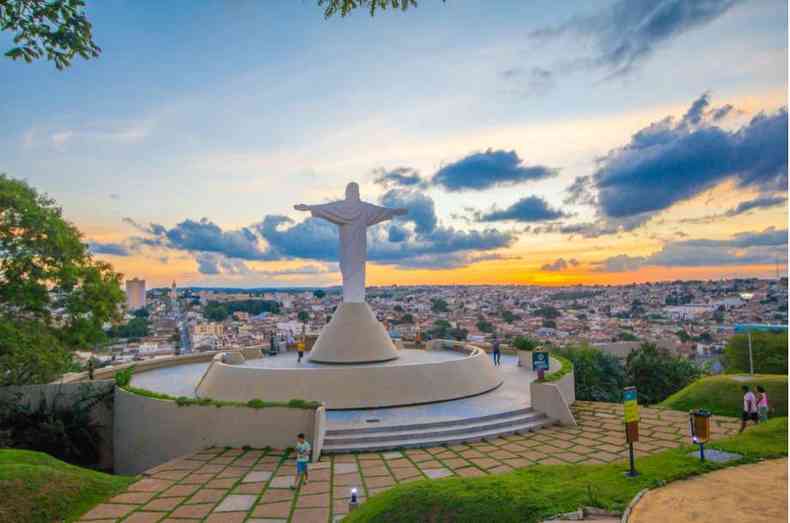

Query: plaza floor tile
left=80, top=504, right=136, bottom=520
left=142, top=497, right=185, bottom=511
left=291, top=508, right=331, bottom=523
left=214, top=494, right=257, bottom=512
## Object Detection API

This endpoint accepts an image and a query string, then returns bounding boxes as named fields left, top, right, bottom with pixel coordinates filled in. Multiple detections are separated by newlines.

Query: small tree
left=297, top=310, right=310, bottom=323
left=476, top=319, right=494, bottom=333
left=556, top=344, right=625, bottom=402
left=625, top=343, right=701, bottom=405
left=431, top=298, right=449, bottom=313
left=313, top=289, right=326, bottom=299
left=0, top=175, right=124, bottom=385
left=513, top=336, right=538, bottom=351
left=203, top=302, right=228, bottom=322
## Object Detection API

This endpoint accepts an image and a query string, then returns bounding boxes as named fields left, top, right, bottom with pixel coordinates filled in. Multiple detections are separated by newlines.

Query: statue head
left=345, top=182, right=360, bottom=202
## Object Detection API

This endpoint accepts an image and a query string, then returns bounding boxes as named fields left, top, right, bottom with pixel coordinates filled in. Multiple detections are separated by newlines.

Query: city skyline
left=1, top=0, right=787, bottom=288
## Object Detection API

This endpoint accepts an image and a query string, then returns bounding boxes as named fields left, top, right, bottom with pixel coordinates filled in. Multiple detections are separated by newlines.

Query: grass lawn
left=659, top=374, right=787, bottom=417
left=0, top=449, right=135, bottom=523
left=345, top=418, right=788, bottom=523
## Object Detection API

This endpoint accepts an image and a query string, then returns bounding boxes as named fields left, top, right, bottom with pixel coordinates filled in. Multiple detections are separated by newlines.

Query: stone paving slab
left=87, top=402, right=739, bottom=523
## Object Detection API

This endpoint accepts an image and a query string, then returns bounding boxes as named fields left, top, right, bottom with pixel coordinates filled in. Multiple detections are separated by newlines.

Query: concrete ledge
left=60, top=351, right=221, bottom=384
left=196, top=348, right=503, bottom=409
left=113, top=387, right=317, bottom=474
left=529, top=363, right=576, bottom=426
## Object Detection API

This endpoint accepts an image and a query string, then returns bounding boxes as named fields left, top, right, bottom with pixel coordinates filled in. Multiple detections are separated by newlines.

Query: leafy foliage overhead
left=1, top=0, right=101, bottom=69
left=318, top=0, right=437, bottom=18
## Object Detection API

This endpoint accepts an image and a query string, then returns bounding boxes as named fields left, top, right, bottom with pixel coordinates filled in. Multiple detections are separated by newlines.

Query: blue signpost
left=533, top=351, right=549, bottom=380
left=734, top=324, right=788, bottom=374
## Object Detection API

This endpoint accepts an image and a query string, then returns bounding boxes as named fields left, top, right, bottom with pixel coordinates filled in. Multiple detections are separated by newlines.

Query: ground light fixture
left=349, top=487, right=359, bottom=511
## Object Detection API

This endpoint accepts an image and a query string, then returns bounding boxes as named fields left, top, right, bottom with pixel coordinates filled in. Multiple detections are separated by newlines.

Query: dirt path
left=629, top=459, right=788, bottom=523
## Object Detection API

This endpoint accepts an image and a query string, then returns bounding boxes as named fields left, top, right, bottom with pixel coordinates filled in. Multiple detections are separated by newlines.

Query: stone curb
left=621, top=488, right=649, bottom=523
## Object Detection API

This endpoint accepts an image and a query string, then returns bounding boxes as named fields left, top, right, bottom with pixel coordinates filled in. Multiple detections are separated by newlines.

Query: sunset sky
left=1, top=0, right=787, bottom=288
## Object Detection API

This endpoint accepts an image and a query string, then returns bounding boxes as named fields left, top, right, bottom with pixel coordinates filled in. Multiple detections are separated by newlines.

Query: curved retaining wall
left=113, top=387, right=319, bottom=474
left=60, top=351, right=221, bottom=384
left=195, top=348, right=503, bottom=409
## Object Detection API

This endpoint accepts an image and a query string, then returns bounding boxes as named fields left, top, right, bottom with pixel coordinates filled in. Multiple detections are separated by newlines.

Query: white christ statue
left=294, top=182, right=407, bottom=303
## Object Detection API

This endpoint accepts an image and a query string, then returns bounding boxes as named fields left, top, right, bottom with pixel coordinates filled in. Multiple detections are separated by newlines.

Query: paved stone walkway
left=79, top=402, right=741, bottom=523
left=629, top=458, right=788, bottom=523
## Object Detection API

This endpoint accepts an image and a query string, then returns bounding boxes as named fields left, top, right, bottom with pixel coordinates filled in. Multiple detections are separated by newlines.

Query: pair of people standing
left=740, top=385, right=769, bottom=432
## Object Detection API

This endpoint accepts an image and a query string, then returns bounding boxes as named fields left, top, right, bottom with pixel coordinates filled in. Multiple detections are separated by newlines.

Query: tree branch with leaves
left=1, top=0, right=100, bottom=69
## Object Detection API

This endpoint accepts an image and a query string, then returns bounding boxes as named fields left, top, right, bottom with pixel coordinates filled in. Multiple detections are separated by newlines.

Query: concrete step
left=326, top=406, right=536, bottom=436
left=325, top=410, right=547, bottom=445
left=322, top=414, right=554, bottom=453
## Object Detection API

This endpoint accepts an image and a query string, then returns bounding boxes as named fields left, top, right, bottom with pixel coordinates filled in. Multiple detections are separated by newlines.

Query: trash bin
left=690, top=409, right=711, bottom=443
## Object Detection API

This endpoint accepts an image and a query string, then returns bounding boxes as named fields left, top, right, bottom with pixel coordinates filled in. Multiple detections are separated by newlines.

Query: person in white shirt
left=292, top=433, right=311, bottom=489
left=740, top=385, right=758, bottom=432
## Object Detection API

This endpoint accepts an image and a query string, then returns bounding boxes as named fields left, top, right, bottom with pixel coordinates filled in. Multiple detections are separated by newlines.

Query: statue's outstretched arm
left=366, top=204, right=408, bottom=226
left=295, top=202, right=357, bottom=225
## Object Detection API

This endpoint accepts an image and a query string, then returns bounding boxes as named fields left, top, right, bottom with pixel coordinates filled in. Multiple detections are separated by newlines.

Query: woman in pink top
left=756, top=385, right=769, bottom=423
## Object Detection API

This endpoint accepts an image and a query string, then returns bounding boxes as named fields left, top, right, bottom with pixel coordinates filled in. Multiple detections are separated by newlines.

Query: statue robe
left=307, top=199, right=400, bottom=303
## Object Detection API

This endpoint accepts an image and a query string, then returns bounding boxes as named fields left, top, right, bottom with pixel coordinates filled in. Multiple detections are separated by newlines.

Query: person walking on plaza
left=491, top=336, right=501, bottom=367
left=292, top=433, right=311, bottom=489
left=756, top=385, right=769, bottom=423
left=297, top=339, right=305, bottom=363
left=740, top=385, right=758, bottom=432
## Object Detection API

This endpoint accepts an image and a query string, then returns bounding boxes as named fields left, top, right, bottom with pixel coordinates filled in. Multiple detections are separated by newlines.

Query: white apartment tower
left=126, top=278, right=146, bottom=311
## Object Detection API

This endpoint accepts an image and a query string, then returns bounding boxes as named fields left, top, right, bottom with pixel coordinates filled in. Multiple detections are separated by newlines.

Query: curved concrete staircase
left=322, top=407, right=553, bottom=453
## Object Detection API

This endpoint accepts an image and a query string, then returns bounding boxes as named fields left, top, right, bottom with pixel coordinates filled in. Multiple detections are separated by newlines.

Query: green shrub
left=113, top=365, right=135, bottom=387
left=513, top=336, right=539, bottom=351
left=0, top=384, right=112, bottom=467
left=625, top=343, right=701, bottom=404
left=555, top=345, right=625, bottom=402
left=724, top=332, right=788, bottom=374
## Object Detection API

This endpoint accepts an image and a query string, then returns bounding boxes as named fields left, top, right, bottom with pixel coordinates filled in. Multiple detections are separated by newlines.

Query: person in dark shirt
left=491, top=337, right=501, bottom=367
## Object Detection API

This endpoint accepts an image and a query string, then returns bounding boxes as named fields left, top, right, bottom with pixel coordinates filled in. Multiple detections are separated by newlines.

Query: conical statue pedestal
left=309, top=302, right=399, bottom=364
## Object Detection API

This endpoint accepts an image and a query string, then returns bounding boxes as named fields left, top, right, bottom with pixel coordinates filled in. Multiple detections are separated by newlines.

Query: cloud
left=541, top=258, right=580, bottom=271
left=529, top=213, right=651, bottom=238
left=478, top=196, right=567, bottom=223
left=88, top=241, right=131, bottom=256
left=530, top=0, right=741, bottom=78
left=109, top=193, right=120, bottom=200
left=432, top=149, right=558, bottom=192
left=680, top=195, right=788, bottom=224
left=194, top=252, right=337, bottom=278
left=387, top=224, right=410, bottom=242
left=594, top=254, right=648, bottom=272
left=130, top=188, right=516, bottom=271
left=581, top=94, right=787, bottom=220
left=142, top=218, right=275, bottom=261
left=373, top=167, right=427, bottom=188
left=379, top=188, right=437, bottom=234
left=594, top=227, right=788, bottom=271
left=500, top=66, right=556, bottom=97
left=725, top=195, right=787, bottom=217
